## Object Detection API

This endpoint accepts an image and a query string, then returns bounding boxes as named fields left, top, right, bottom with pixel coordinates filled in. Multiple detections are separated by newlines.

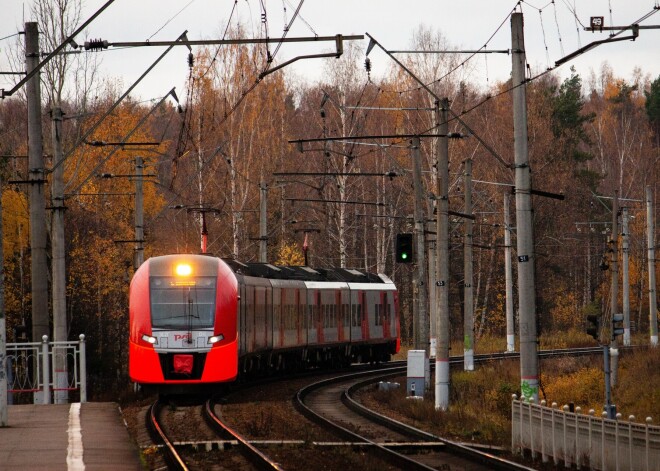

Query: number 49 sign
left=590, top=16, right=605, bottom=31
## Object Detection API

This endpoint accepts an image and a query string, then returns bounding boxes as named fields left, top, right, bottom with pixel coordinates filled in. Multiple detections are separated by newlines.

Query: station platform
left=0, top=402, right=143, bottom=471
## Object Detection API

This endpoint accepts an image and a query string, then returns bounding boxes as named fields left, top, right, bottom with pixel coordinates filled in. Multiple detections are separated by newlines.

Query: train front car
left=129, top=254, right=238, bottom=393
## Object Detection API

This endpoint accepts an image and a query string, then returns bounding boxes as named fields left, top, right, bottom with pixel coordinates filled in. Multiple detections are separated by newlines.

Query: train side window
left=357, top=304, right=362, bottom=325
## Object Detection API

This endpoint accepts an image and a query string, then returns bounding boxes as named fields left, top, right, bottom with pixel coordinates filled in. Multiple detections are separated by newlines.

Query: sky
left=2, top=0, right=660, bottom=101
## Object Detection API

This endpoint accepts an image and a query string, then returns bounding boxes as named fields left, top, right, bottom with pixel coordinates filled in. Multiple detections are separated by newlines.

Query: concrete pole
left=610, top=192, right=619, bottom=386
left=622, top=207, right=631, bottom=346
left=647, top=186, right=658, bottom=346
left=134, top=157, right=144, bottom=269
left=504, top=193, right=515, bottom=352
left=0, top=175, right=7, bottom=425
left=411, top=136, right=429, bottom=356
left=259, top=179, right=268, bottom=263
left=26, top=23, right=49, bottom=346
left=434, top=99, right=451, bottom=410
left=463, top=159, right=474, bottom=371
left=428, top=235, right=436, bottom=358
left=511, top=13, right=539, bottom=402
left=51, top=106, right=68, bottom=404
left=26, top=22, right=49, bottom=404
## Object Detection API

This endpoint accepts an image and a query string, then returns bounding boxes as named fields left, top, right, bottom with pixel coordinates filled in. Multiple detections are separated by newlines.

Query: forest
left=1, top=3, right=659, bottom=397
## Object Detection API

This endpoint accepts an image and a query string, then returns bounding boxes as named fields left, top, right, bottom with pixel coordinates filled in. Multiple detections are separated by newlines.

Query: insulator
left=188, top=52, right=194, bottom=68
left=364, top=57, right=371, bottom=72
left=84, top=39, right=108, bottom=51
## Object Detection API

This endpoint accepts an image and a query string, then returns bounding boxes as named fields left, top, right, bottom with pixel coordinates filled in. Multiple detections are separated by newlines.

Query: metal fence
left=6, top=334, right=87, bottom=404
left=512, top=395, right=660, bottom=470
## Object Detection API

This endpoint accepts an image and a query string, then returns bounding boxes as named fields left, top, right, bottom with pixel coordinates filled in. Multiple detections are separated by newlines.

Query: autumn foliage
left=0, top=23, right=659, bottom=398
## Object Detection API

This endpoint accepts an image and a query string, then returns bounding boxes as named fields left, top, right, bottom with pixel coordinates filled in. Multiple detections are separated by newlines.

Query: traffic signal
left=395, top=233, right=414, bottom=263
left=612, top=313, right=624, bottom=340
left=586, top=314, right=600, bottom=341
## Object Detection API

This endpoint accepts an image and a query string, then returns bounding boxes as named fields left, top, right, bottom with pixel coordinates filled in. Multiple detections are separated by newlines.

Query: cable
left=379, top=2, right=517, bottom=96
left=551, top=0, right=565, bottom=57
left=147, top=0, right=196, bottom=40
left=538, top=7, right=551, bottom=69
left=271, top=0, right=306, bottom=59
left=283, top=0, right=317, bottom=36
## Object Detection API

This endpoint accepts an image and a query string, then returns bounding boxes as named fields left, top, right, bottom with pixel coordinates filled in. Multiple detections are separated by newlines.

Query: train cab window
left=150, top=276, right=217, bottom=329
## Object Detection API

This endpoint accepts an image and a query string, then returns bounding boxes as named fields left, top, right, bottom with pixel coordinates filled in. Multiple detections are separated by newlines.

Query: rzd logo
left=174, top=333, right=192, bottom=342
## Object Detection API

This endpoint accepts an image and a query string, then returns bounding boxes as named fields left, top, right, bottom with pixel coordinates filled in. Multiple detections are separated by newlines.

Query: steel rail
left=294, top=367, right=438, bottom=471
left=342, top=378, right=535, bottom=471
left=204, top=399, right=285, bottom=471
left=146, top=400, right=189, bottom=471
left=292, top=347, right=606, bottom=471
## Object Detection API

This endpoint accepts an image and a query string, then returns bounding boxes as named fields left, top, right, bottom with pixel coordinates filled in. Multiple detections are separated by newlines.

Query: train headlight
left=175, top=263, right=192, bottom=277
left=208, top=334, right=224, bottom=345
left=141, top=334, right=158, bottom=345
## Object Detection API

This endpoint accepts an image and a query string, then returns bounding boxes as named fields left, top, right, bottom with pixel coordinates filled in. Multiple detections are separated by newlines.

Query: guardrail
left=512, top=395, right=660, bottom=470
left=6, top=334, right=86, bottom=404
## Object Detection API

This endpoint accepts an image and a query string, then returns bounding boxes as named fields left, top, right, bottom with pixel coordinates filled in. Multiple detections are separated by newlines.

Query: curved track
left=203, top=398, right=285, bottom=470
left=140, top=346, right=604, bottom=469
left=295, top=368, right=535, bottom=471
left=146, top=400, right=189, bottom=471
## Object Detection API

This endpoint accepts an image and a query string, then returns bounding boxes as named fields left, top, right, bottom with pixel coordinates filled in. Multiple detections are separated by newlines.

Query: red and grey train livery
left=129, top=254, right=400, bottom=390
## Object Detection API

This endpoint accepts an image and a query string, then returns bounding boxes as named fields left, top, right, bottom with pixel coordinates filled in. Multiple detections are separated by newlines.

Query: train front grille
left=158, top=352, right=207, bottom=380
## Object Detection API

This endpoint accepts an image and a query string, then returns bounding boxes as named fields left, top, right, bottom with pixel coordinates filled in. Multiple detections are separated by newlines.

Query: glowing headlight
left=175, top=263, right=192, bottom=277
left=141, top=334, right=157, bottom=344
left=208, top=334, right=224, bottom=344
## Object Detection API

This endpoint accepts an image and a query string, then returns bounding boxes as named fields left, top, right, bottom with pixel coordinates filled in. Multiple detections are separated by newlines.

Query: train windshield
left=149, top=276, right=217, bottom=329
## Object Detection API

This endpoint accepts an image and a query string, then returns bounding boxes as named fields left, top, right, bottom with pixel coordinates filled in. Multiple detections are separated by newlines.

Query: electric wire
left=551, top=0, right=565, bottom=57
left=538, top=7, right=551, bottom=69
left=147, top=0, right=197, bottom=41
left=283, top=0, right=317, bottom=36
left=378, top=2, right=517, bottom=96
left=270, top=0, right=306, bottom=59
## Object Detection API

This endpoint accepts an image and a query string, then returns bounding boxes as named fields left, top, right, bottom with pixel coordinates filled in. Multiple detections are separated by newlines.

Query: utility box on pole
left=406, top=349, right=428, bottom=399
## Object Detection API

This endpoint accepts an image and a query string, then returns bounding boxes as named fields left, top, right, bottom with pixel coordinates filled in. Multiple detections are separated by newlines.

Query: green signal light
left=401, top=253, right=408, bottom=259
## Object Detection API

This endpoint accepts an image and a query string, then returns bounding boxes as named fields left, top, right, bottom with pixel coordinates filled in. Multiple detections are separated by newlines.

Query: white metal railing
left=6, top=334, right=86, bottom=404
left=512, top=395, right=660, bottom=470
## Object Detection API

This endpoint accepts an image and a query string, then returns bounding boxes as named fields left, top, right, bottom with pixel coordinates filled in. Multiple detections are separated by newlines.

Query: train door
left=254, top=284, right=266, bottom=351
left=297, top=287, right=305, bottom=347
left=238, top=280, right=246, bottom=356
left=361, top=290, right=371, bottom=341
left=369, top=290, right=383, bottom=339
left=340, top=287, right=350, bottom=344
left=306, top=288, right=319, bottom=345
left=321, top=289, right=337, bottom=343
left=387, top=290, right=399, bottom=340
left=244, top=282, right=255, bottom=354
left=336, top=290, right=344, bottom=343
left=380, top=291, right=391, bottom=339
left=273, top=286, right=283, bottom=348
left=350, top=289, right=362, bottom=342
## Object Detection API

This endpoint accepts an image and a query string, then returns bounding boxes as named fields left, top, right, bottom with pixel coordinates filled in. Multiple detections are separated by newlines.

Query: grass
left=380, top=333, right=660, bottom=447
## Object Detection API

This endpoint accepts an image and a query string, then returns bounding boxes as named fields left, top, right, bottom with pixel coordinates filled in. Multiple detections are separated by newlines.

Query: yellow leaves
left=550, top=290, right=579, bottom=330
left=541, top=365, right=603, bottom=409
left=1, top=187, right=29, bottom=258
left=274, top=239, right=305, bottom=266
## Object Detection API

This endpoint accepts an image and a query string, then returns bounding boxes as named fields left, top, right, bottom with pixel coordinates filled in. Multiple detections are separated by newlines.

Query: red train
left=129, top=254, right=400, bottom=392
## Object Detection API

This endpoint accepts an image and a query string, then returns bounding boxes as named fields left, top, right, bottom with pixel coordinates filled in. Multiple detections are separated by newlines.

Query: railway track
left=145, top=397, right=264, bottom=470
left=138, top=346, right=604, bottom=469
left=145, top=400, right=188, bottom=471
left=203, top=398, right=285, bottom=470
left=295, top=367, right=535, bottom=471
